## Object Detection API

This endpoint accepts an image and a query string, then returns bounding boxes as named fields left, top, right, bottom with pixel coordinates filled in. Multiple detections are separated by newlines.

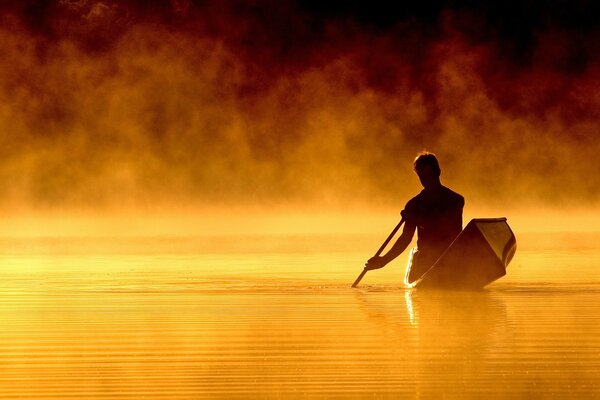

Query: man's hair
left=413, top=151, right=441, bottom=176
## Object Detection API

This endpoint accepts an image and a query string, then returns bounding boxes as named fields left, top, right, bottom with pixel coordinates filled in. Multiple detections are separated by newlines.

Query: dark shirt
left=402, top=185, right=464, bottom=255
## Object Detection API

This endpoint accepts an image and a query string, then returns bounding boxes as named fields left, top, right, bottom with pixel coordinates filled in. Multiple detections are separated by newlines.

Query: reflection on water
left=0, top=235, right=599, bottom=398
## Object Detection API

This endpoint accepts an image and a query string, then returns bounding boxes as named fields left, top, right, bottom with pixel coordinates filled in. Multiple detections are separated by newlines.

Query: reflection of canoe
left=414, top=218, right=517, bottom=289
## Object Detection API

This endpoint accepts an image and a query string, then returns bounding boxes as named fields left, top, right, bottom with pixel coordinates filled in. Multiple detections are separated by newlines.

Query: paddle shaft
left=351, top=218, right=405, bottom=288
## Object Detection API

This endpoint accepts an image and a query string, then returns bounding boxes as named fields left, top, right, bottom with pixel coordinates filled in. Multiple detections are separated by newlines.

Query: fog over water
left=0, top=1, right=598, bottom=217
left=1, top=4, right=599, bottom=398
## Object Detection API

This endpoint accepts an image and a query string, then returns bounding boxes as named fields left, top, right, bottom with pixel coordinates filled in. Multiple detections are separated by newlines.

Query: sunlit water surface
left=0, top=233, right=599, bottom=398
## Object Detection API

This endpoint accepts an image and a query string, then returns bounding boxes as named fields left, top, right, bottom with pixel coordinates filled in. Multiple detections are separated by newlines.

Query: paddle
left=352, top=219, right=405, bottom=288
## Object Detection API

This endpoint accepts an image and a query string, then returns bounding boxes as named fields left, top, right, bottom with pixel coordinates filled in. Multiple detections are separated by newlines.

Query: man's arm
left=365, top=221, right=416, bottom=270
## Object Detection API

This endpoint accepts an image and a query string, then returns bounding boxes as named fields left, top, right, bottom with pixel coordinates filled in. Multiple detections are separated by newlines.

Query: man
left=365, top=152, right=464, bottom=284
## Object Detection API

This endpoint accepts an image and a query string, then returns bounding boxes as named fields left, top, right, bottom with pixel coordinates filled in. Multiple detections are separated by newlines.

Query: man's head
left=413, top=151, right=441, bottom=188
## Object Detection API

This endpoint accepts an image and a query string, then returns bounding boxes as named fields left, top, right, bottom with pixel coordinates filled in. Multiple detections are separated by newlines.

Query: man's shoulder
left=406, top=186, right=464, bottom=208
left=441, top=186, right=464, bottom=205
left=405, top=190, right=425, bottom=207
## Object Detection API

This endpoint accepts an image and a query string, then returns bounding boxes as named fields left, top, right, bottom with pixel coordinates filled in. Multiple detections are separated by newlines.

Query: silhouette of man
left=365, top=152, right=464, bottom=284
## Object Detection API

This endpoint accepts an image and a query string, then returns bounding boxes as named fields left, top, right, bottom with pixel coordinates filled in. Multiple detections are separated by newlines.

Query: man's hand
left=365, top=256, right=387, bottom=270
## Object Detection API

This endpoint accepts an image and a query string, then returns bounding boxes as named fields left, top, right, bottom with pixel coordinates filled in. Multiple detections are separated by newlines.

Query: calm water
left=0, top=233, right=599, bottom=398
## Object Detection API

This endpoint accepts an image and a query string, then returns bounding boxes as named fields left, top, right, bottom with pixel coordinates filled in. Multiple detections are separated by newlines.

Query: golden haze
left=0, top=2, right=598, bottom=226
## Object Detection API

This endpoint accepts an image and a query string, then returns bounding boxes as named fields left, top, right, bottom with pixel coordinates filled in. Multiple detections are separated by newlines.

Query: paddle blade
left=351, top=269, right=367, bottom=288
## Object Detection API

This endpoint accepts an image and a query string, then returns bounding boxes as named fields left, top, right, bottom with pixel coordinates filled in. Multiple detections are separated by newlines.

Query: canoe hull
left=414, top=218, right=516, bottom=289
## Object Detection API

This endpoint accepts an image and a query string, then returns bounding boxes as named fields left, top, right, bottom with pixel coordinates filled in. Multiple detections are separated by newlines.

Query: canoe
left=413, top=218, right=517, bottom=289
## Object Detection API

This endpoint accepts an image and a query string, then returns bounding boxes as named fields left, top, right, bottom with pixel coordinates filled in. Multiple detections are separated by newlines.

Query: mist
left=0, top=0, right=599, bottom=219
